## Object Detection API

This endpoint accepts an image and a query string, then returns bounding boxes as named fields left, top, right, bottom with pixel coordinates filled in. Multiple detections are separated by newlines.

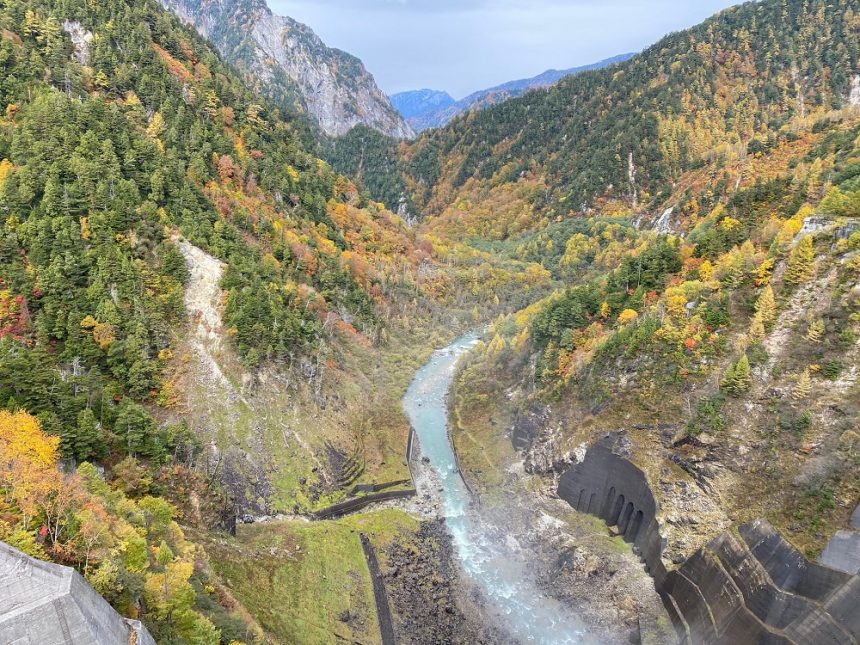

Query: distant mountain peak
left=390, top=90, right=456, bottom=120
left=159, top=0, right=413, bottom=138
left=394, top=53, right=635, bottom=132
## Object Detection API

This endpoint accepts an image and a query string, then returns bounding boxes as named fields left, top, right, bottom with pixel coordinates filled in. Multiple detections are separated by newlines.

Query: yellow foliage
left=92, top=323, right=116, bottom=349
left=0, top=159, right=13, bottom=190
left=0, top=411, right=61, bottom=529
left=755, top=257, right=774, bottom=285
left=791, top=369, right=812, bottom=402
left=618, top=309, right=639, bottom=325
left=776, top=205, right=812, bottom=246
left=748, top=313, right=765, bottom=342
left=487, top=333, right=507, bottom=356
left=720, top=216, right=742, bottom=231
left=0, top=410, right=59, bottom=469
left=316, top=238, right=337, bottom=258
left=667, top=294, right=688, bottom=318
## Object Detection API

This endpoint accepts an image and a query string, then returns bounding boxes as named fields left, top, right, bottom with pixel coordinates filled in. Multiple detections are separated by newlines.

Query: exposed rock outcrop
left=159, top=0, right=413, bottom=138
left=62, top=21, right=93, bottom=67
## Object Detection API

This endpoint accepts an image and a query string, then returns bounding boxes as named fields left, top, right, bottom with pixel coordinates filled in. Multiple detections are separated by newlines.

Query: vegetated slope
left=325, top=124, right=416, bottom=218
left=394, top=53, right=634, bottom=133
left=400, top=0, right=860, bottom=222
left=439, top=0, right=860, bottom=595
left=159, top=0, right=414, bottom=138
left=0, top=0, right=554, bottom=639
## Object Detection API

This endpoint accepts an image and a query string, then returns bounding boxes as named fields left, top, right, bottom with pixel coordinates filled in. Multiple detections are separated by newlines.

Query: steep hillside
left=159, top=0, right=413, bottom=138
left=0, top=0, right=555, bottom=639
left=394, top=0, right=860, bottom=223
left=394, top=53, right=634, bottom=133
left=425, top=0, right=860, bottom=628
left=4, top=0, right=860, bottom=641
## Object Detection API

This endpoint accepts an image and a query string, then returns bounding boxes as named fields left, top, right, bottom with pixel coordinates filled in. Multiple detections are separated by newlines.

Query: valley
left=0, top=0, right=859, bottom=643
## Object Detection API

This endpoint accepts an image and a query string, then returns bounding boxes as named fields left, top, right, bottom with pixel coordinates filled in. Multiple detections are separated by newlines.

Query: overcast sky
left=269, top=0, right=742, bottom=98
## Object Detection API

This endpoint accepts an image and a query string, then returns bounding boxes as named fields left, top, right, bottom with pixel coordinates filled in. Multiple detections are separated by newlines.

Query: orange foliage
left=151, top=44, right=193, bottom=83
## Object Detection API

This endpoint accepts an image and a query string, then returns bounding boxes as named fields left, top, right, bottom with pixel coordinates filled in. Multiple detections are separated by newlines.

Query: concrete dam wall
left=556, top=441, right=860, bottom=645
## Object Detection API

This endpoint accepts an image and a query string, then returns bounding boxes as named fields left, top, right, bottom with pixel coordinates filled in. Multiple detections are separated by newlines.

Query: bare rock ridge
left=558, top=439, right=860, bottom=645
left=0, top=540, right=156, bottom=645
left=159, top=0, right=413, bottom=138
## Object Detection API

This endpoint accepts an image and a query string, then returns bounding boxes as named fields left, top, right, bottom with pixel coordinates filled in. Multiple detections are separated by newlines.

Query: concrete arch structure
left=557, top=442, right=667, bottom=585
left=555, top=437, right=860, bottom=644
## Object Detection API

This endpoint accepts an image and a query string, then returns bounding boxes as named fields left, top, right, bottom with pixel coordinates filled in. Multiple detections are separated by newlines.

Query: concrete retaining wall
left=360, top=533, right=396, bottom=645
left=557, top=441, right=667, bottom=584
left=312, top=488, right=416, bottom=520
left=312, top=427, right=419, bottom=520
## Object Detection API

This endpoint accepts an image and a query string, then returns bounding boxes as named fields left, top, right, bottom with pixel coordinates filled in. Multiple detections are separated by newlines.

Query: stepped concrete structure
left=0, top=540, right=156, bottom=645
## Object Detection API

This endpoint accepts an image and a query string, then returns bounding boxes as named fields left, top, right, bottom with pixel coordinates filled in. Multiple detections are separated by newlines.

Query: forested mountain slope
left=405, top=0, right=860, bottom=220
left=2, top=0, right=860, bottom=641
left=433, top=0, right=860, bottom=603
left=334, top=0, right=860, bottom=227
left=0, top=0, right=547, bottom=639
left=159, top=0, right=413, bottom=138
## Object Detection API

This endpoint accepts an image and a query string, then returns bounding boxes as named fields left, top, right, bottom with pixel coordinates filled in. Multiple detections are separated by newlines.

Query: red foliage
left=0, top=291, right=30, bottom=340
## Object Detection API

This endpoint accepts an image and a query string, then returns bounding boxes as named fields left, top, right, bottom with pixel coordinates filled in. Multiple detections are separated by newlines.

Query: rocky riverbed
left=382, top=519, right=517, bottom=645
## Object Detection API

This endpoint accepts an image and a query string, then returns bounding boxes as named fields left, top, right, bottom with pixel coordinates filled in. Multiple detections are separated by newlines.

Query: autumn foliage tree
left=784, top=236, right=815, bottom=285
left=0, top=410, right=61, bottom=532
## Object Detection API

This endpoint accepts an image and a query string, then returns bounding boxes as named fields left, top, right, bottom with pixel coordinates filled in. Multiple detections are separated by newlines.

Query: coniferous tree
left=754, top=285, right=777, bottom=329
left=805, top=319, right=825, bottom=343
left=722, top=354, right=752, bottom=396
left=784, top=236, right=815, bottom=285
left=792, top=369, right=813, bottom=402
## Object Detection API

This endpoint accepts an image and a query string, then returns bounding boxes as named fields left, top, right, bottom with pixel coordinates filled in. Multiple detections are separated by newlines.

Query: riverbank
left=201, top=334, right=674, bottom=644
left=448, top=343, right=675, bottom=643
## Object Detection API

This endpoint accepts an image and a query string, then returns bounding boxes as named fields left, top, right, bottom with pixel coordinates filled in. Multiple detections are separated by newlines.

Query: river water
left=403, top=334, right=591, bottom=644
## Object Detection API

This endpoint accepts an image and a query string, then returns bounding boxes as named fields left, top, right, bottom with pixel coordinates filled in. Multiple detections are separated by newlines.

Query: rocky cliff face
left=159, top=0, right=413, bottom=138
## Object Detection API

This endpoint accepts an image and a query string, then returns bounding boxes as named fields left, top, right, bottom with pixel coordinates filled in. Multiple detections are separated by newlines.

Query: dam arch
left=558, top=441, right=666, bottom=584
left=556, top=436, right=860, bottom=644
